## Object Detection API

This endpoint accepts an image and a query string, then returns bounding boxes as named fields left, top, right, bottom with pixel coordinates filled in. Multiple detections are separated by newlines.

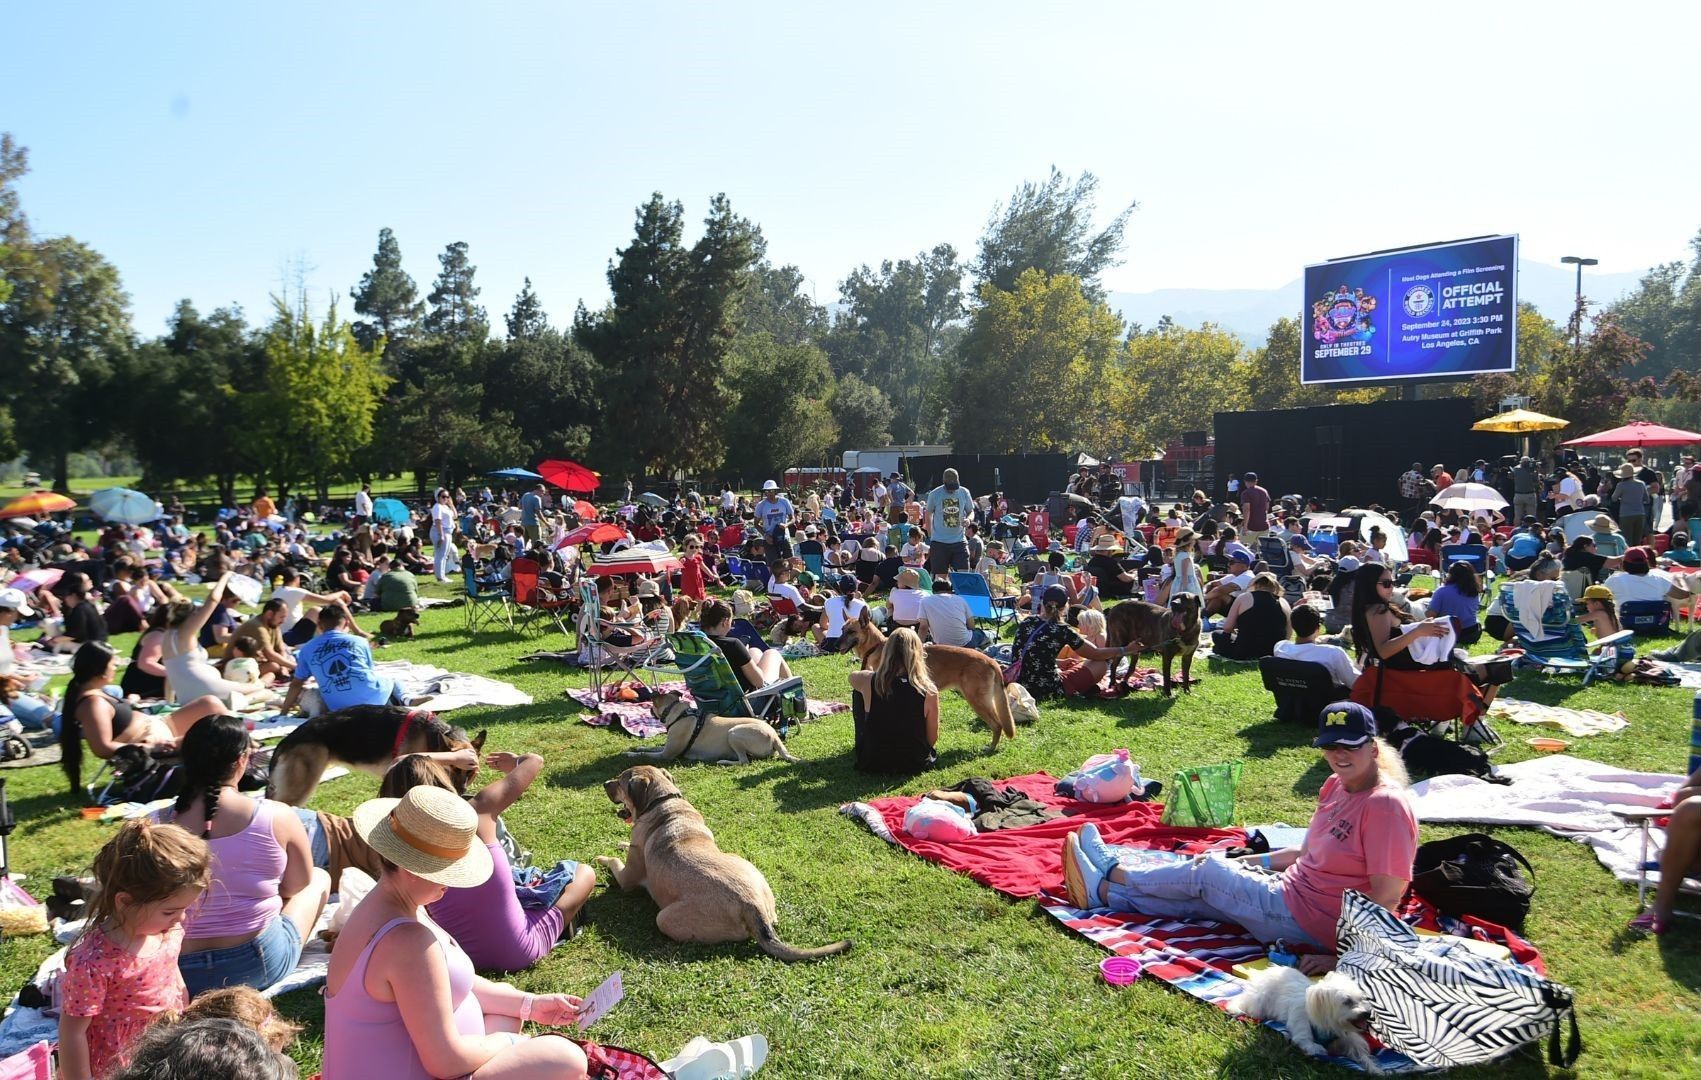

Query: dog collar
left=391, top=708, right=434, bottom=759
left=637, top=791, right=684, bottom=819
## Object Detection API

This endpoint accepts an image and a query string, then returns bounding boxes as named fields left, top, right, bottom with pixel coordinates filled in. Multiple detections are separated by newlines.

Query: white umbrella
left=1428, top=482, right=1508, bottom=514
left=1353, top=510, right=1409, bottom=564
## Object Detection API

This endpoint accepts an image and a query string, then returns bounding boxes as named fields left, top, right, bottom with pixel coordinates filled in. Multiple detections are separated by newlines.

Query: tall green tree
left=121, top=301, right=259, bottom=502
left=951, top=269, right=1122, bottom=453
left=1611, top=228, right=1701, bottom=382
left=723, top=333, right=839, bottom=482
left=248, top=294, right=389, bottom=501
left=823, top=244, right=963, bottom=443
left=0, top=236, right=133, bottom=490
left=483, top=327, right=598, bottom=460
left=505, top=277, right=549, bottom=340
left=423, top=240, right=487, bottom=341
left=0, top=133, right=29, bottom=307
left=574, top=192, right=761, bottom=479
left=1109, top=317, right=1247, bottom=455
left=349, top=227, right=425, bottom=353
left=737, top=261, right=828, bottom=347
left=830, top=372, right=893, bottom=450
left=974, top=168, right=1135, bottom=301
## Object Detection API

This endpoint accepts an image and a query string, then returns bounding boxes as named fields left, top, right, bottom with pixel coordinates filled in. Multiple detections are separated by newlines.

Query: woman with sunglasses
left=1348, top=562, right=1449, bottom=670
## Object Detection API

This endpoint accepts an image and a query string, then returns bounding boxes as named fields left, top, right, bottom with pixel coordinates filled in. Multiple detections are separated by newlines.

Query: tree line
left=3, top=129, right=1698, bottom=501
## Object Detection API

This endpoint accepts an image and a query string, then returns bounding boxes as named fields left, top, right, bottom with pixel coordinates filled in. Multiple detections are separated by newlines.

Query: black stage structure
left=1212, top=398, right=1517, bottom=509
left=899, top=453, right=1074, bottom=507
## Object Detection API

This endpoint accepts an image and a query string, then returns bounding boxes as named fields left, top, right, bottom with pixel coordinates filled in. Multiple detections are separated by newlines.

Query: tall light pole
left=1560, top=255, right=1598, bottom=354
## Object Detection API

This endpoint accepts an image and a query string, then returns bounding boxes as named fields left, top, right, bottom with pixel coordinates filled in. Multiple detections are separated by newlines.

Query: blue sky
left=9, top=1, right=1699, bottom=335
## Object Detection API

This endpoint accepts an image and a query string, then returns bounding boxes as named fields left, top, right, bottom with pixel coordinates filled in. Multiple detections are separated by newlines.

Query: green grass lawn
left=2, top=586, right=1697, bottom=1078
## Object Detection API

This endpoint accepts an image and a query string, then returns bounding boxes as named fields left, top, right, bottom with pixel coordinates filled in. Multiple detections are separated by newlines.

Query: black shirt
left=709, top=634, right=757, bottom=693
left=63, top=601, right=107, bottom=644
left=853, top=675, right=935, bottom=774
left=1085, top=553, right=1137, bottom=598
left=1563, top=548, right=1610, bottom=583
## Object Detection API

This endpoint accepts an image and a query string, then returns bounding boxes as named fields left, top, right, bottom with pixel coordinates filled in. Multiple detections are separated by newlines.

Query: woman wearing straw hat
left=324, top=787, right=589, bottom=1079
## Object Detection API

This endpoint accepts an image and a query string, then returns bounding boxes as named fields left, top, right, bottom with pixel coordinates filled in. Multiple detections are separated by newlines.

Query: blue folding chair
left=724, top=555, right=746, bottom=580
left=950, top=571, right=1016, bottom=629
left=1258, top=535, right=1291, bottom=574
left=461, top=561, right=513, bottom=631
left=744, top=561, right=772, bottom=592
left=1440, top=543, right=1489, bottom=575
left=802, top=553, right=825, bottom=579
left=1619, top=600, right=1672, bottom=636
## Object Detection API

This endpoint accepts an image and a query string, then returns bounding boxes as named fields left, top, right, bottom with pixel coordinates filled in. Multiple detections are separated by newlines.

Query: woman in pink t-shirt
left=1064, top=700, right=1416, bottom=973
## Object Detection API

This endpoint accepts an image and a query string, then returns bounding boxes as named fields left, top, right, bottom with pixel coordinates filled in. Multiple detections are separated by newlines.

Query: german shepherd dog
left=268, top=704, right=485, bottom=806
left=1103, top=594, right=1203, bottom=697
left=851, top=610, right=1018, bottom=749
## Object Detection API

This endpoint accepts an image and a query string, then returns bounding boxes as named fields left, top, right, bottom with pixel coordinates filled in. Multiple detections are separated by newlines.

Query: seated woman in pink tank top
left=157, top=713, right=330, bottom=998
left=379, top=753, right=596, bottom=973
left=324, top=787, right=587, bottom=1080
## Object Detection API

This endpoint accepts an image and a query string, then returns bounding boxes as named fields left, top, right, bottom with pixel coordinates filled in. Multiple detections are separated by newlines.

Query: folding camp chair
left=1259, top=656, right=1344, bottom=726
left=1258, top=535, right=1292, bottom=575
left=461, top=561, right=513, bottom=632
left=744, top=561, right=772, bottom=593
left=1617, top=805, right=1701, bottom=923
left=951, top=571, right=1017, bottom=629
left=574, top=580, right=664, bottom=697
left=510, top=558, right=572, bottom=636
left=1440, top=543, right=1489, bottom=575
left=724, top=555, right=746, bottom=581
left=647, top=628, right=807, bottom=735
left=1620, top=600, right=1672, bottom=636
left=802, top=553, right=826, bottom=579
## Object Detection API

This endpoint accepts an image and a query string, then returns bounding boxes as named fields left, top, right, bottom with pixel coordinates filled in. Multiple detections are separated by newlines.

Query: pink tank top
left=324, top=916, right=485, bottom=1080
left=184, top=799, right=285, bottom=938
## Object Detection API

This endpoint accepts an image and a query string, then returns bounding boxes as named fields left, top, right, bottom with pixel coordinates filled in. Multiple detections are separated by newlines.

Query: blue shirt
left=292, top=631, right=392, bottom=711
left=519, top=492, right=543, bottom=527
left=756, top=495, right=794, bottom=533
left=1428, top=583, right=1481, bottom=627
left=925, top=485, right=973, bottom=543
left=1506, top=533, right=1544, bottom=561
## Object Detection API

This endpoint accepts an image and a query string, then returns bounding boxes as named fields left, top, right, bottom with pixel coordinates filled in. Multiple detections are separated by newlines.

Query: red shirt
left=680, top=553, right=707, bottom=600
left=719, top=525, right=743, bottom=550
left=1282, top=775, right=1417, bottom=948
left=1434, top=471, right=1454, bottom=490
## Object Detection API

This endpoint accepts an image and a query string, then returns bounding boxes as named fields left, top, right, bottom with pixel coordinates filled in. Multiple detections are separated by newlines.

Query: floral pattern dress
left=1011, top=617, right=1085, bottom=700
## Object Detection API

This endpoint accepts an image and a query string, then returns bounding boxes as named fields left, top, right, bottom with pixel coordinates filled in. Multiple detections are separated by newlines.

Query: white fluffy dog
left=1227, top=965, right=1382, bottom=1073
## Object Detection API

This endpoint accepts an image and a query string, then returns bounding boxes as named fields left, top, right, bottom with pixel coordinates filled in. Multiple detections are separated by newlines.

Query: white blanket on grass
left=0, top=903, right=340, bottom=1058
left=1411, top=754, right=1697, bottom=891
left=374, top=661, right=532, bottom=712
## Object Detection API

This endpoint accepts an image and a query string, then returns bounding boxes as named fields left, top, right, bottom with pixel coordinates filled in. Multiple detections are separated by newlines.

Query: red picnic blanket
left=863, top=772, right=1241, bottom=899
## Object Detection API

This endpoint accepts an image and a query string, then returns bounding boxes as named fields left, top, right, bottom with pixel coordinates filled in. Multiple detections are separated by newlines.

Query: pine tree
left=349, top=227, right=424, bottom=352
left=424, top=241, right=487, bottom=340
left=506, top=277, right=548, bottom=339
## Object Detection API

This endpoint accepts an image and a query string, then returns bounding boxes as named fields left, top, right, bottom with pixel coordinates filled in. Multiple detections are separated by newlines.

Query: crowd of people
left=6, top=449, right=1700, bottom=1077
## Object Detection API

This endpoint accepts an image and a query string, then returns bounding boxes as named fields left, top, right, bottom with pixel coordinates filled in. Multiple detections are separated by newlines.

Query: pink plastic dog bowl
left=1099, top=957, right=1143, bottom=985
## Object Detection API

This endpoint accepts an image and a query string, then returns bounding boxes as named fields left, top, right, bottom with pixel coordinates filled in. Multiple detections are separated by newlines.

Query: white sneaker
left=721, top=1033, right=768, bottom=1076
left=658, top=1036, right=715, bottom=1075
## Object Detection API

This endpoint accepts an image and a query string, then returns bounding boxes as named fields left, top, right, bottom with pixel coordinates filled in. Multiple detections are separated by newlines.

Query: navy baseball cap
left=1042, top=584, right=1070, bottom=606
left=1314, top=701, right=1377, bottom=748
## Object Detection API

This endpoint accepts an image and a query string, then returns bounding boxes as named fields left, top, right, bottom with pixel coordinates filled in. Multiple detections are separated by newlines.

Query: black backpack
left=1412, top=833, right=1536, bottom=933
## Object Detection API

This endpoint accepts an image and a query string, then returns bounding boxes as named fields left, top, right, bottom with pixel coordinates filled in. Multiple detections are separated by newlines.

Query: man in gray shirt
left=519, top=484, right=545, bottom=543
left=1612, top=463, right=1649, bottom=546
left=1511, top=457, right=1540, bottom=524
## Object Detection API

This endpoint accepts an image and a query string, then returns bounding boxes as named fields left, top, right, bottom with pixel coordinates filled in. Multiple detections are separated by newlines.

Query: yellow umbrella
left=1471, top=409, right=1568, bottom=434
left=0, top=490, right=77, bottom=519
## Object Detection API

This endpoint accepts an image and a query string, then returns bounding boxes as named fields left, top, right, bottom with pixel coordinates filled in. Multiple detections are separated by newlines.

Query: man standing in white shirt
left=354, top=483, right=374, bottom=521
left=721, top=487, right=737, bottom=512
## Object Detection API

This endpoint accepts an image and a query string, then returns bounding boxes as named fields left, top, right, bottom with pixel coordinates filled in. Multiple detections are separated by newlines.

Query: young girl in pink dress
left=58, top=821, right=211, bottom=1080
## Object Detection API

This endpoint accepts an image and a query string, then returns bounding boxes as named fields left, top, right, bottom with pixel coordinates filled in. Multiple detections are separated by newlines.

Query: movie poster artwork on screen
left=1301, top=234, right=1518, bottom=385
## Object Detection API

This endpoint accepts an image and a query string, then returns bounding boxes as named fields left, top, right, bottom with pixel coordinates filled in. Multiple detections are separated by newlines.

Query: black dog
left=1385, top=722, right=1509, bottom=784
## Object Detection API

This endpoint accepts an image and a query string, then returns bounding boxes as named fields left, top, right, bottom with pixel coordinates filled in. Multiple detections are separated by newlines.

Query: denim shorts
left=294, top=807, right=330, bottom=870
left=178, top=913, right=303, bottom=998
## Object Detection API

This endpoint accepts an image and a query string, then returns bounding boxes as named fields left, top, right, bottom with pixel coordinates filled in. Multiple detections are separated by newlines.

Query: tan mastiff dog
left=624, top=691, right=798, bottom=765
left=597, top=766, right=852, bottom=961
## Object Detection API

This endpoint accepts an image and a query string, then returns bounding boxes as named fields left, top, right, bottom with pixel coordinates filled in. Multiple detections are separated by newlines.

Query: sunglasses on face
left=1377, top=578, right=1394, bottom=587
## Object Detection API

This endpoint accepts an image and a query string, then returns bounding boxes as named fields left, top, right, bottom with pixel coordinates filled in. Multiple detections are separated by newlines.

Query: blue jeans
left=293, top=807, right=331, bottom=870
left=0, top=695, right=55, bottom=731
left=178, top=913, right=303, bottom=997
left=1104, top=853, right=1320, bottom=947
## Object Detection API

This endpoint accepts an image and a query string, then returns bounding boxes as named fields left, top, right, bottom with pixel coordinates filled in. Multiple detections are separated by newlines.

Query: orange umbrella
left=0, top=490, right=76, bottom=519
left=573, top=500, right=599, bottom=518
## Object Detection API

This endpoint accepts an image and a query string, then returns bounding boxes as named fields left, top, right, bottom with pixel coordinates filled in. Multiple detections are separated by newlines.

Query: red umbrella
left=586, top=551, right=683, bottom=576
left=1560, top=420, right=1701, bottom=448
left=572, top=500, right=599, bottom=518
left=538, top=459, right=600, bottom=493
left=553, top=522, right=626, bottom=549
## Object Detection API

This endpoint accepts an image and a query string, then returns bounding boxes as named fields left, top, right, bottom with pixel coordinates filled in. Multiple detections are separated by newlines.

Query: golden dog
left=597, top=767, right=852, bottom=961
left=625, top=691, right=798, bottom=766
left=852, top=609, right=1018, bottom=749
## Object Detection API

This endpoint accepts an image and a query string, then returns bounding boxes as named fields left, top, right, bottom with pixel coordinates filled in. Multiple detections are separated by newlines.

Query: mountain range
left=1106, top=258, right=1646, bottom=344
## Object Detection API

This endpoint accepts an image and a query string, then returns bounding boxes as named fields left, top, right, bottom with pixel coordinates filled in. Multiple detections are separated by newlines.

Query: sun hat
left=1581, top=584, right=1615, bottom=603
left=1090, top=534, right=1124, bottom=554
left=762, top=480, right=779, bottom=491
left=1337, top=555, right=1362, bottom=573
left=1616, top=463, right=1636, bottom=479
left=0, top=588, right=34, bottom=617
left=351, top=786, right=494, bottom=887
left=1314, top=701, right=1378, bottom=749
left=1588, top=514, right=1618, bottom=533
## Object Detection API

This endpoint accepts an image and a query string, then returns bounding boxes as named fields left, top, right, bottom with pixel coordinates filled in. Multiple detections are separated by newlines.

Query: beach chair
left=1619, top=600, right=1672, bottom=636
left=461, top=561, right=514, bottom=632
left=724, top=554, right=746, bottom=581
left=802, top=553, right=825, bottom=579
left=744, top=561, right=772, bottom=593
left=951, top=571, right=1016, bottom=629
left=1440, top=543, right=1489, bottom=575
left=647, top=629, right=807, bottom=735
left=574, top=580, right=663, bottom=696
left=1258, top=656, right=1342, bottom=727
left=1258, top=535, right=1291, bottom=575
left=1616, top=804, right=1701, bottom=924
left=510, top=558, right=572, bottom=636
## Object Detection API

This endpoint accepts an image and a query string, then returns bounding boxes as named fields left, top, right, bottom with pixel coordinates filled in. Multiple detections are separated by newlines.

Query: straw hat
left=1616, top=463, right=1637, bottom=479
left=1588, top=514, right=1618, bottom=534
left=1089, top=534, right=1125, bottom=554
left=351, top=787, right=494, bottom=887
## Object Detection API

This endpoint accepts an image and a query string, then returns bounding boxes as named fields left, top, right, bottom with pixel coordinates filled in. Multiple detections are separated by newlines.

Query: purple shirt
left=1427, top=583, right=1481, bottom=627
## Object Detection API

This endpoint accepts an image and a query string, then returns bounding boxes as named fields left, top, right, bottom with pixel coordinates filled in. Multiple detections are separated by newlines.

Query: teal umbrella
left=370, top=498, right=411, bottom=526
